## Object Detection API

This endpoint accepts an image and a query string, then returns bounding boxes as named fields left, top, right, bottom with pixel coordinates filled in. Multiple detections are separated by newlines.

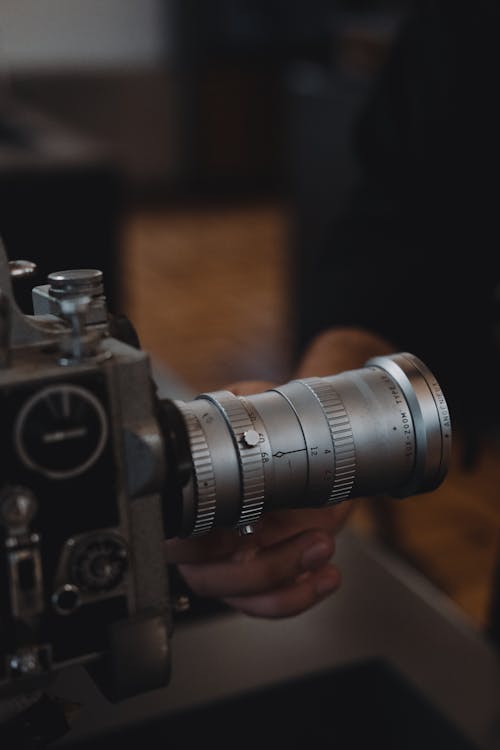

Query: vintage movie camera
left=0, top=236, right=452, bottom=708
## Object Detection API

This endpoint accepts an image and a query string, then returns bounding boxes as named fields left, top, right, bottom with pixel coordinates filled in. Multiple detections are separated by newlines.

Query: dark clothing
left=303, top=0, right=500, bottom=445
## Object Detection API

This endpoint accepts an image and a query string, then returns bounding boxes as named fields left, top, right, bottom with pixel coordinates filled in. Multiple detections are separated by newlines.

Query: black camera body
left=0, top=238, right=173, bottom=705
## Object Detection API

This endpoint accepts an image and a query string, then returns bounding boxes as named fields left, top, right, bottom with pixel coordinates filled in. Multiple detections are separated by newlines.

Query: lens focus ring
left=176, top=405, right=217, bottom=535
left=198, top=391, right=266, bottom=527
left=300, top=378, right=356, bottom=504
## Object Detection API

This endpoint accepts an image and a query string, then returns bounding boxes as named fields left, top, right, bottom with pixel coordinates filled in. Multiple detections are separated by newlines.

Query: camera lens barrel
left=168, top=353, right=451, bottom=537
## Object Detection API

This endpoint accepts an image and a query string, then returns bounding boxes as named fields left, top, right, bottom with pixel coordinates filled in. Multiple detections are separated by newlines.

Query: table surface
left=53, top=526, right=500, bottom=749
left=51, top=362, right=500, bottom=748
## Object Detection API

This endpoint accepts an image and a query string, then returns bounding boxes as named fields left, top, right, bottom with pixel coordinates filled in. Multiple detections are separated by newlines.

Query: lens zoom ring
left=215, top=396, right=266, bottom=527
left=303, top=379, right=356, bottom=504
left=179, top=407, right=217, bottom=535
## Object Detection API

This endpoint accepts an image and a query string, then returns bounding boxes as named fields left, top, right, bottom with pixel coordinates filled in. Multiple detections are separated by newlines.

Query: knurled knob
left=300, top=378, right=356, bottom=504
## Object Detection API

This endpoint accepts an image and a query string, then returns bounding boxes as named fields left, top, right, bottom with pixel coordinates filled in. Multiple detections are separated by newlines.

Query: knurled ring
left=300, top=379, right=356, bottom=504
left=200, top=391, right=266, bottom=527
left=176, top=404, right=217, bottom=535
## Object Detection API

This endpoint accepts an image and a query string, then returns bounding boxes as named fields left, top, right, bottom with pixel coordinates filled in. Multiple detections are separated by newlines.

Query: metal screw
left=239, top=524, right=255, bottom=536
left=0, top=487, right=37, bottom=529
left=9, top=260, right=37, bottom=279
left=9, top=650, right=41, bottom=675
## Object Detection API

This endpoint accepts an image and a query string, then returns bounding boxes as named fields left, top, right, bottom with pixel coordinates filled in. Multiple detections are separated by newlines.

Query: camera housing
left=0, top=237, right=452, bottom=706
left=0, top=239, right=172, bottom=703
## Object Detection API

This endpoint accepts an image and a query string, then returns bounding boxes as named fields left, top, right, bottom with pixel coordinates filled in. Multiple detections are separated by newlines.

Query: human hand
left=166, top=327, right=393, bottom=619
left=166, top=378, right=348, bottom=619
left=166, top=503, right=345, bottom=619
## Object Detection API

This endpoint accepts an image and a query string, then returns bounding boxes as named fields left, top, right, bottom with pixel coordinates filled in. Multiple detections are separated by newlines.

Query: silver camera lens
left=173, top=353, right=451, bottom=536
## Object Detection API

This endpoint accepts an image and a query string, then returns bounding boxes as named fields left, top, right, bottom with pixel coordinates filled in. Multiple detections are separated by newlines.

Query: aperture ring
left=199, top=392, right=265, bottom=527
left=300, top=379, right=356, bottom=504
left=176, top=404, right=217, bottom=535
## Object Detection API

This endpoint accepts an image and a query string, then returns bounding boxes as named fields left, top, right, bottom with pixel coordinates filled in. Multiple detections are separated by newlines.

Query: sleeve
left=297, top=0, right=500, bottom=436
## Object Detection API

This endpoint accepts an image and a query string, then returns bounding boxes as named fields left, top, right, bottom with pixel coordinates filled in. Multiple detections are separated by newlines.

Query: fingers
left=295, top=327, right=394, bottom=379
left=165, top=506, right=351, bottom=566
left=224, top=380, right=277, bottom=396
left=168, top=519, right=343, bottom=619
left=256, top=506, right=352, bottom=547
left=223, top=564, right=341, bottom=618
left=177, top=529, right=335, bottom=600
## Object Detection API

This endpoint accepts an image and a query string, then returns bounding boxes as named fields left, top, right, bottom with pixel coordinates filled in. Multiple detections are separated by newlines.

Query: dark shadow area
left=66, top=658, right=478, bottom=750
left=169, top=0, right=408, bottom=199
left=0, top=104, right=123, bottom=314
left=285, top=0, right=500, bottom=467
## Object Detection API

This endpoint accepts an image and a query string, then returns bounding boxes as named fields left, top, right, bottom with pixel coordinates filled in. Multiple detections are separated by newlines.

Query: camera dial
left=68, top=533, right=129, bottom=593
left=14, top=383, right=108, bottom=480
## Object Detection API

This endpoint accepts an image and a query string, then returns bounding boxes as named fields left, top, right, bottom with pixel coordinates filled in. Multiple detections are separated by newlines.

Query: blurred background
left=0, top=0, right=408, bottom=392
left=2, top=0, right=500, bottom=680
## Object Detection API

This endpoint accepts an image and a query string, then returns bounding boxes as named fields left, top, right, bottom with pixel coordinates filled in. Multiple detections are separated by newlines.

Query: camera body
left=0, top=236, right=452, bottom=715
left=0, top=239, right=172, bottom=704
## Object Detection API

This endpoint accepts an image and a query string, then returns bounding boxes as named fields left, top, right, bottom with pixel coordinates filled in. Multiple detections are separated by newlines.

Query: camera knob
left=69, top=533, right=128, bottom=593
left=242, top=429, right=260, bottom=448
left=9, top=260, right=37, bottom=279
left=48, top=268, right=104, bottom=299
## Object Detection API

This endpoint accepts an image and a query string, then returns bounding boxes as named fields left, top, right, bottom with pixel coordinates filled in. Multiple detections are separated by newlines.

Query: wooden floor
left=120, top=199, right=293, bottom=394
left=120, top=198, right=500, bottom=632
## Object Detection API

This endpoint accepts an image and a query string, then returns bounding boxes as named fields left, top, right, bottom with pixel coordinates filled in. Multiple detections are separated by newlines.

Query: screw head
left=9, top=260, right=37, bottom=279
left=242, top=429, right=260, bottom=448
left=0, top=487, right=37, bottom=528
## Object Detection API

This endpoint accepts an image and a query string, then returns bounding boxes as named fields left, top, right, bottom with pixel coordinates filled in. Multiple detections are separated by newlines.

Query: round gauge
left=69, top=533, right=128, bottom=592
left=14, top=383, right=108, bottom=480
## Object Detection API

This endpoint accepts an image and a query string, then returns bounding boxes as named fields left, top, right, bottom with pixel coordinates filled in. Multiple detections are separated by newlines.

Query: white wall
left=0, top=0, right=171, bottom=71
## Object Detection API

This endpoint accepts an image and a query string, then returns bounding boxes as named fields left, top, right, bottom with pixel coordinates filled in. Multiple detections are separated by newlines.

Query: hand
left=166, top=327, right=393, bottom=619
left=165, top=378, right=348, bottom=619
left=166, top=504, right=346, bottom=619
